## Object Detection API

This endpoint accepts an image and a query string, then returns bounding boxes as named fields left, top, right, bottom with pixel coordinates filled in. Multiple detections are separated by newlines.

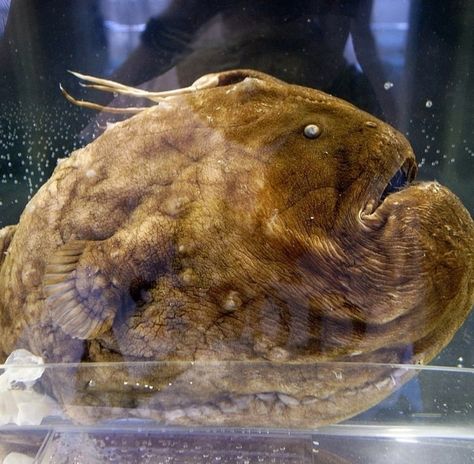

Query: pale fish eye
left=303, top=124, right=321, bottom=139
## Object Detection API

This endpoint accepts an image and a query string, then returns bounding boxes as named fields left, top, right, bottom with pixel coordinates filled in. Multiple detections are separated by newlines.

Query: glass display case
left=0, top=1, right=472, bottom=462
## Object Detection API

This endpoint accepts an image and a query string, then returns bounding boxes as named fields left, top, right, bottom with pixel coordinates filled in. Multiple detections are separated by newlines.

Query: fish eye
left=303, top=124, right=322, bottom=139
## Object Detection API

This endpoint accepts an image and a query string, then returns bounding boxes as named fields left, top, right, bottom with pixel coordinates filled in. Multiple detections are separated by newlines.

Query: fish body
left=0, top=70, right=472, bottom=427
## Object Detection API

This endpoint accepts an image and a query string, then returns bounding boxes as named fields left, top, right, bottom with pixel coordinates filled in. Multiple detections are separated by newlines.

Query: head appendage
left=60, top=70, right=220, bottom=113
left=59, top=84, right=145, bottom=114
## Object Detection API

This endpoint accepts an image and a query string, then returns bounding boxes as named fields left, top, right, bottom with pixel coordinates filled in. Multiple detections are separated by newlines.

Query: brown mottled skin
left=0, top=70, right=473, bottom=427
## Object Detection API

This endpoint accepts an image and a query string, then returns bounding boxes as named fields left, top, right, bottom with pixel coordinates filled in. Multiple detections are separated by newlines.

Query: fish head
left=184, top=69, right=473, bottom=365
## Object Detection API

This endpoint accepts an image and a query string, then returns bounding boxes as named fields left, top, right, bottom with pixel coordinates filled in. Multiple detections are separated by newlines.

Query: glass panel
left=0, top=362, right=473, bottom=461
left=0, top=1, right=472, bottom=461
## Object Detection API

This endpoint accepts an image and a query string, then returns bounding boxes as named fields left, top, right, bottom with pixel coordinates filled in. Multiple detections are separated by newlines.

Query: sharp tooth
left=400, top=158, right=417, bottom=184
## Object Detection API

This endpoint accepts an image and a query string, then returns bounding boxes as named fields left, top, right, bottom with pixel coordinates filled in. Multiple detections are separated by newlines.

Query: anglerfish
left=0, top=69, right=472, bottom=427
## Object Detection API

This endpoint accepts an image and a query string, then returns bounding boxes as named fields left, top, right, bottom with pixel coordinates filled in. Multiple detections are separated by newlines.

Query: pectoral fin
left=43, top=240, right=120, bottom=339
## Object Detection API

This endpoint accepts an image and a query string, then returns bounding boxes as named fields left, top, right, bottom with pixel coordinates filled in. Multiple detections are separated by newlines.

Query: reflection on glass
left=0, top=2, right=472, bottom=462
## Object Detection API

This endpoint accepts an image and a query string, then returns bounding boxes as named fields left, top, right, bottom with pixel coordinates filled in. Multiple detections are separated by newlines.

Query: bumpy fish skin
left=0, top=69, right=472, bottom=427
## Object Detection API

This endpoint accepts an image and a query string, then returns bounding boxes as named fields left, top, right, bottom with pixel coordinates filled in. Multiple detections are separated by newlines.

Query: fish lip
left=363, top=155, right=418, bottom=215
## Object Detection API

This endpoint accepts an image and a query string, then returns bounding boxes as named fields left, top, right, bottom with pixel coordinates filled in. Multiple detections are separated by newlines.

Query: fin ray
left=44, top=240, right=118, bottom=339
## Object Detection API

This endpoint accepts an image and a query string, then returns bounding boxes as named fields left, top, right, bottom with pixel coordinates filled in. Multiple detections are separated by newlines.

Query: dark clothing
left=0, top=0, right=106, bottom=102
left=142, top=0, right=361, bottom=55
left=140, top=0, right=381, bottom=116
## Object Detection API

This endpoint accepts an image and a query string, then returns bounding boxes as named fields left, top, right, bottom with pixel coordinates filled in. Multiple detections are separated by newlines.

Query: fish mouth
left=363, top=156, right=418, bottom=215
left=380, top=157, right=418, bottom=201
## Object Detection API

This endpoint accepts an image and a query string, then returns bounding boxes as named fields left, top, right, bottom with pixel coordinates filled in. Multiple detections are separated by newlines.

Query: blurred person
left=110, top=0, right=398, bottom=124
